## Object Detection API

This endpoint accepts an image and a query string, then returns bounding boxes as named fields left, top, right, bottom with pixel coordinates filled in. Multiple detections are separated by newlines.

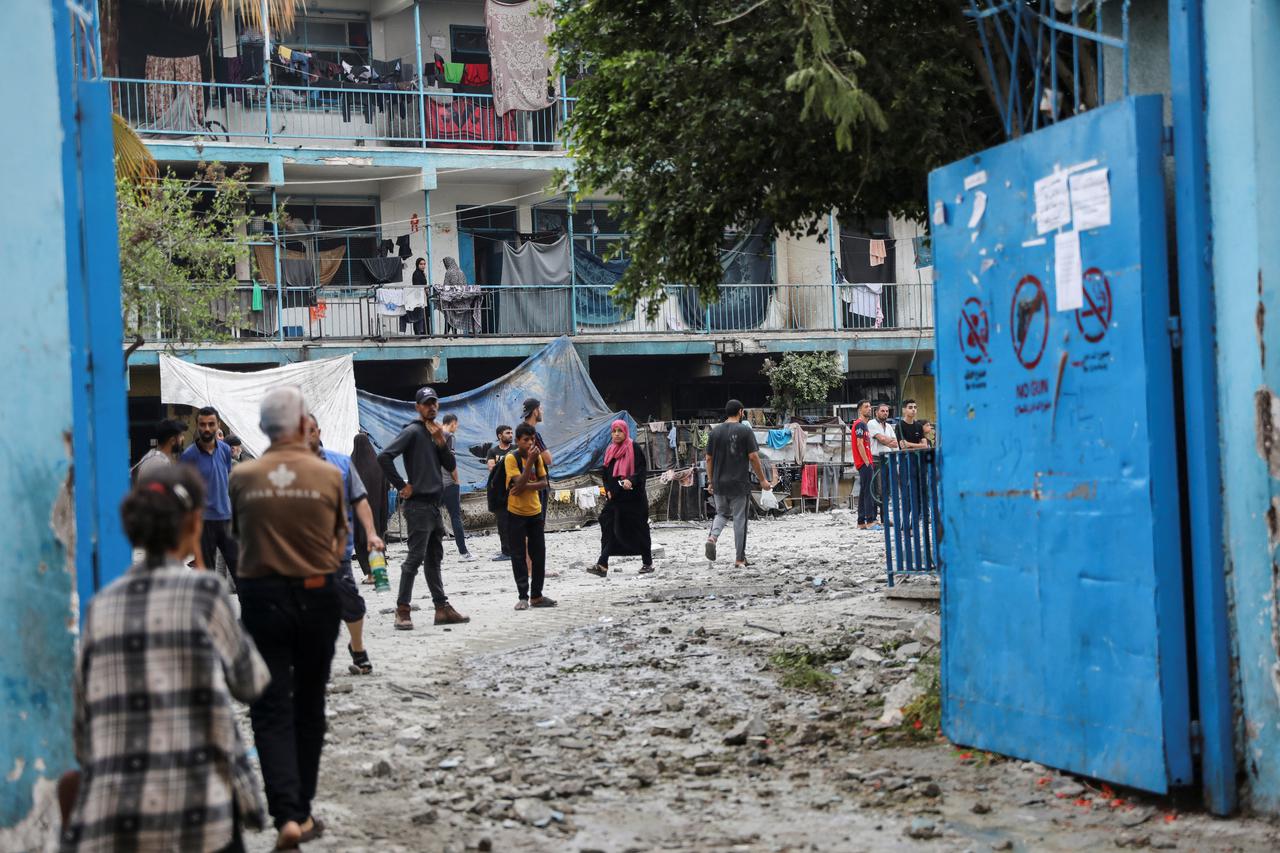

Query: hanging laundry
left=379, top=239, right=394, bottom=256
left=868, top=238, right=888, bottom=267
left=800, top=464, right=819, bottom=498
left=375, top=288, right=407, bottom=315
left=668, top=425, right=678, bottom=449
left=443, top=62, right=465, bottom=84
left=485, top=0, right=558, bottom=115
left=461, top=64, right=491, bottom=86
left=647, top=422, right=666, bottom=433
left=401, top=287, right=428, bottom=310
left=765, top=429, right=793, bottom=449
left=396, top=234, right=412, bottom=259
left=842, top=280, right=884, bottom=322
left=362, top=257, right=404, bottom=284
left=144, top=55, right=204, bottom=129
left=679, top=469, right=696, bottom=488
left=575, top=488, right=598, bottom=510
left=913, top=235, right=933, bottom=269
left=555, top=489, right=572, bottom=504
left=277, top=45, right=292, bottom=61
left=251, top=280, right=263, bottom=312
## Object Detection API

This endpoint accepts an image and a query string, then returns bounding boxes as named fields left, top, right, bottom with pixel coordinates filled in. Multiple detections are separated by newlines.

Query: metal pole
left=414, top=1, right=427, bottom=146
left=1168, top=0, right=1235, bottom=817
left=567, top=192, right=577, bottom=334
left=828, top=212, right=840, bottom=331
left=423, top=187, right=434, bottom=334
left=271, top=187, right=284, bottom=341
left=261, top=0, right=273, bottom=143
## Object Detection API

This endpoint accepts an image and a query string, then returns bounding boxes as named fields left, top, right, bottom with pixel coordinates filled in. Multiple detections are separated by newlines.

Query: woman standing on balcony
left=403, top=257, right=428, bottom=336
left=589, top=420, right=654, bottom=577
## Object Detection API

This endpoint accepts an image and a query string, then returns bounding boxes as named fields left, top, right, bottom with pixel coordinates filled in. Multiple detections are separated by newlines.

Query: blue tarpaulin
left=357, top=337, right=634, bottom=492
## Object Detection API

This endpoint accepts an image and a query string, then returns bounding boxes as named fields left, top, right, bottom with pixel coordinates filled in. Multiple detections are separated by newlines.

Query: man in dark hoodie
left=377, top=387, right=469, bottom=630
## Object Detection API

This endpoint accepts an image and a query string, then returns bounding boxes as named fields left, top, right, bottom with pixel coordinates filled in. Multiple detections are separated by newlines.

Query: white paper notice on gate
left=1034, top=170, right=1072, bottom=234
left=1054, top=230, right=1083, bottom=312
left=1068, top=167, right=1112, bottom=231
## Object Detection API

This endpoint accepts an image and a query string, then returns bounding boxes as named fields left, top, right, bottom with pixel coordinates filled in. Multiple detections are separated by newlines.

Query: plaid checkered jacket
left=62, top=561, right=271, bottom=852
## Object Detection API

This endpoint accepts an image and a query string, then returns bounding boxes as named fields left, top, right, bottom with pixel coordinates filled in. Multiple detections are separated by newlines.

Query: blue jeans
left=442, top=482, right=469, bottom=555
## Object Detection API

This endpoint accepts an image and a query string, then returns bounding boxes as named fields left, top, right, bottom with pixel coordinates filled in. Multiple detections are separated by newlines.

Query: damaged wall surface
left=0, top=0, right=78, bottom=832
left=1205, top=0, right=1280, bottom=814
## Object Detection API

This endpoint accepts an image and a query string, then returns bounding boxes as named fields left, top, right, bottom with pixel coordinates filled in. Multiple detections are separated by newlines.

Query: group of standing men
left=851, top=398, right=935, bottom=530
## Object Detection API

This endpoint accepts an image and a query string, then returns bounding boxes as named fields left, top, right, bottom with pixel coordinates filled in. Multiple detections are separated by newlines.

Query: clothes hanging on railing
left=841, top=281, right=884, bottom=327
left=425, top=96, right=519, bottom=148
left=362, top=257, right=404, bottom=284
left=396, top=235, right=412, bottom=260
left=765, top=429, right=793, bottom=449
left=498, top=234, right=572, bottom=335
left=253, top=246, right=345, bottom=286
left=485, top=0, right=558, bottom=115
left=315, top=246, right=346, bottom=286
left=375, top=288, right=407, bottom=316
left=800, top=464, right=819, bottom=498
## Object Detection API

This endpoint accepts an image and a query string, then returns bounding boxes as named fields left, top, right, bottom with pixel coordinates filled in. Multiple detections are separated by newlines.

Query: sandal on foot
left=348, top=644, right=372, bottom=675
left=530, top=596, right=559, bottom=608
left=586, top=564, right=608, bottom=578
left=298, top=816, right=325, bottom=843
left=514, top=600, right=529, bottom=611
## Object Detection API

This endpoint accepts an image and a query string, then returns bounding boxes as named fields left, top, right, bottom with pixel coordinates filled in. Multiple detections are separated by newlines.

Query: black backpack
left=486, top=449, right=512, bottom=511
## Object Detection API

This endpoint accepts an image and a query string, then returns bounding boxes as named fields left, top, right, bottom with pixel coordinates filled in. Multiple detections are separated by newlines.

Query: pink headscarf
left=603, top=419, right=635, bottom=479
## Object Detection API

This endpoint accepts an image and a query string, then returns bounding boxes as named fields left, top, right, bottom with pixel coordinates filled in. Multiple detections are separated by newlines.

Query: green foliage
left=549, top=0, right=1001, bottom=307
left=117, top=164, right=259, bottom=348
left=761, top=351, right=844, bottom=414
left=900, top=653, right=941, bottom=740
left=768, top=643, right=850, bottom=692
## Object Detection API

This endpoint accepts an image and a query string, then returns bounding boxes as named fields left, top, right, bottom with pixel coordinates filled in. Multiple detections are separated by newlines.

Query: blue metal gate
left=883, top=449, right=939, bottom=585
left=928, top=96, right=1192, bottom=793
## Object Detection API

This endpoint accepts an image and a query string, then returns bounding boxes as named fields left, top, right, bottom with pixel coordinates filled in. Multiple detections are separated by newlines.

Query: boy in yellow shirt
left=505, top=423, right=558, bottom=610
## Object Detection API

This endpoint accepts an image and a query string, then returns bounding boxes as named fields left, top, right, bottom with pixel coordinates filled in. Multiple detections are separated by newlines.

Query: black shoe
left=348, top=644, right=372, bottom=675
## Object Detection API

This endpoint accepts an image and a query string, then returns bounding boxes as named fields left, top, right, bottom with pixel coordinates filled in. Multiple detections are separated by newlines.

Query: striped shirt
left=62, top=561, right=270, bottom=852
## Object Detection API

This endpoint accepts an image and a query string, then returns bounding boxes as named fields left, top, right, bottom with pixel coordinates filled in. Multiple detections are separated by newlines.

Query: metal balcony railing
left=129, top=282, right=934, bottom=345
left=108, top=78, right=570, bottom=150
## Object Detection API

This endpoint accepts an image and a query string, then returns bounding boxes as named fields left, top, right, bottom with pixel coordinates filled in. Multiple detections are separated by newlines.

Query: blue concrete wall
left=1204, top=0, right=1280, bottom=816
left=0, top=0, right=78, bottom=828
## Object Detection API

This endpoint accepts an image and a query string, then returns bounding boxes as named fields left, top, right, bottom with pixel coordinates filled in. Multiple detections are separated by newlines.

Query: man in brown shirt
left=229, top=386, right=346, bottom=849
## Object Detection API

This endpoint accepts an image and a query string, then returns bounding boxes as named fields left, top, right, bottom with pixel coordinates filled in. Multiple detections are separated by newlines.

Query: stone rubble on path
left=232, top=513, right=1277, bottom=853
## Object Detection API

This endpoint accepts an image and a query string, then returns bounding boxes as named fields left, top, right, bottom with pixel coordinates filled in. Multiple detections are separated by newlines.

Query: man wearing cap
left=377, top=387, right=469, bottom=630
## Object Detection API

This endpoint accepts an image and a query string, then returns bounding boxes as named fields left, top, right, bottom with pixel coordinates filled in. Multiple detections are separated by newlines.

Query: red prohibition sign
left=1075, top=267, right=1112, bottom=343
left=1010, top=274, right=1049, bottom=371
left=958, top=297, right=990, bottom=364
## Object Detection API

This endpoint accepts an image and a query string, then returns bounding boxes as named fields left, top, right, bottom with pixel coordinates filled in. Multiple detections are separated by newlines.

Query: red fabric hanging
left=800, top=464, right=819, bottom=498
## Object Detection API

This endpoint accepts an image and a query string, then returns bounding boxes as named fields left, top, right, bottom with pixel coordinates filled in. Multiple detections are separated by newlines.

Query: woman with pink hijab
left=588, top=420, right=654, bottom=577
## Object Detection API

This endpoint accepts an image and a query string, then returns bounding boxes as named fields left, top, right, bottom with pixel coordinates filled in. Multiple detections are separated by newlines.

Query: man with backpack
left=486, top=425, right=515, bottom=562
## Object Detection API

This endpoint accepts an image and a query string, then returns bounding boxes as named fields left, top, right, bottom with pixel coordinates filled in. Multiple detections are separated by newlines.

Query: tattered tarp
left=357, top=337, right=634, bottom=492
left=574, top=246, right=632, bottom=326
left=159, top=354, right=360, bottom=458
left=679, top=220, right=775, bottom=331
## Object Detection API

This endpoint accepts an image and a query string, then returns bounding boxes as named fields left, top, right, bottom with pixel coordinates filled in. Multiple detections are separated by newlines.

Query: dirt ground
left=222, top=511, right=1279, bottom=852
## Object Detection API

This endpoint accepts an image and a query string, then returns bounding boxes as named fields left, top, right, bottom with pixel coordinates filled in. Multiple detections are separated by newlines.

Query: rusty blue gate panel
left=928, top=96, right=1192, bottom=792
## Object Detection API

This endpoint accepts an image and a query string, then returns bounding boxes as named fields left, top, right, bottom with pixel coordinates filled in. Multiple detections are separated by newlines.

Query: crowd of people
left=61, top=385, right=923, bottom=850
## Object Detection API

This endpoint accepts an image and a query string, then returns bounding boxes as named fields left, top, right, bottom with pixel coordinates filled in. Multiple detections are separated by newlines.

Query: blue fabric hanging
left=574, top=245, right=632, bottom=326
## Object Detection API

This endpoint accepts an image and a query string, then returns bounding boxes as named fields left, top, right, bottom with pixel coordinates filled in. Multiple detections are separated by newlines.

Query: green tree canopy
left=550, top=0, right=1001, bottom=307
left=762, top=351, right=845, bottom=416
left=118, top=163, right=260, bottom=353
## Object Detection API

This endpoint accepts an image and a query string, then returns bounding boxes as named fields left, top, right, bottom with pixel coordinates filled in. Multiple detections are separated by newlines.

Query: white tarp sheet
left=159, top=354, right=359, bottom=458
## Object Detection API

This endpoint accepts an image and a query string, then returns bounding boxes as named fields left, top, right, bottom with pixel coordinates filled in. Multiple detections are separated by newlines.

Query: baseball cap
left=522, top=397, right=541, bottom=417
left=415, top=386, right=439, bottom=404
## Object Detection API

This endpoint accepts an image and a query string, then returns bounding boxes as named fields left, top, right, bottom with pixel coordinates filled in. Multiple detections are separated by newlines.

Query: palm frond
left=112, top=112, right=157, bottom=182
left=188, top=0, right=300, bottom=31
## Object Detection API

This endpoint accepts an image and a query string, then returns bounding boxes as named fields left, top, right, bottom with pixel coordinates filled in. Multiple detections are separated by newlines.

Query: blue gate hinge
left=1190, top=719, right=1202, bottom=756
left=1167, top=315, right=1183, bottom=349
left=1162, top=126, right=1174, bottom=156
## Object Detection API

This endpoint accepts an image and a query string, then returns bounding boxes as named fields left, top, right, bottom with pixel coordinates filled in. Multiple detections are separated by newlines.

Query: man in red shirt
left=850, top=400, right=877, bottom=529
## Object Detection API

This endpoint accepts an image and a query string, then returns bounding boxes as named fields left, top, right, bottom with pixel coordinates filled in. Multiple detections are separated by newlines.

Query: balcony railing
left=108, top=78, right=569, bottom=150
left=130, top=282, right=934, bottom=344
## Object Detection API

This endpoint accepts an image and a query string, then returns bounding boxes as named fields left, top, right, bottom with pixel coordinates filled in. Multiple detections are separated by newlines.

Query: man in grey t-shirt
left=704, top=399, right=775, bottom=567
left=133, top=419, right=186, bottom=482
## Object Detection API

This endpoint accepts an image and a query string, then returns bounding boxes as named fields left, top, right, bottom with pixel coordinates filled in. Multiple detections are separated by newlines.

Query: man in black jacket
left=377, top=387, right=470, bottom=630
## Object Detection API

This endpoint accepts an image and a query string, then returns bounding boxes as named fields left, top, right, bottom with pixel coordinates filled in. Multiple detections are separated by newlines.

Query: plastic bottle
left=370, top=550, right=390, bottom=592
